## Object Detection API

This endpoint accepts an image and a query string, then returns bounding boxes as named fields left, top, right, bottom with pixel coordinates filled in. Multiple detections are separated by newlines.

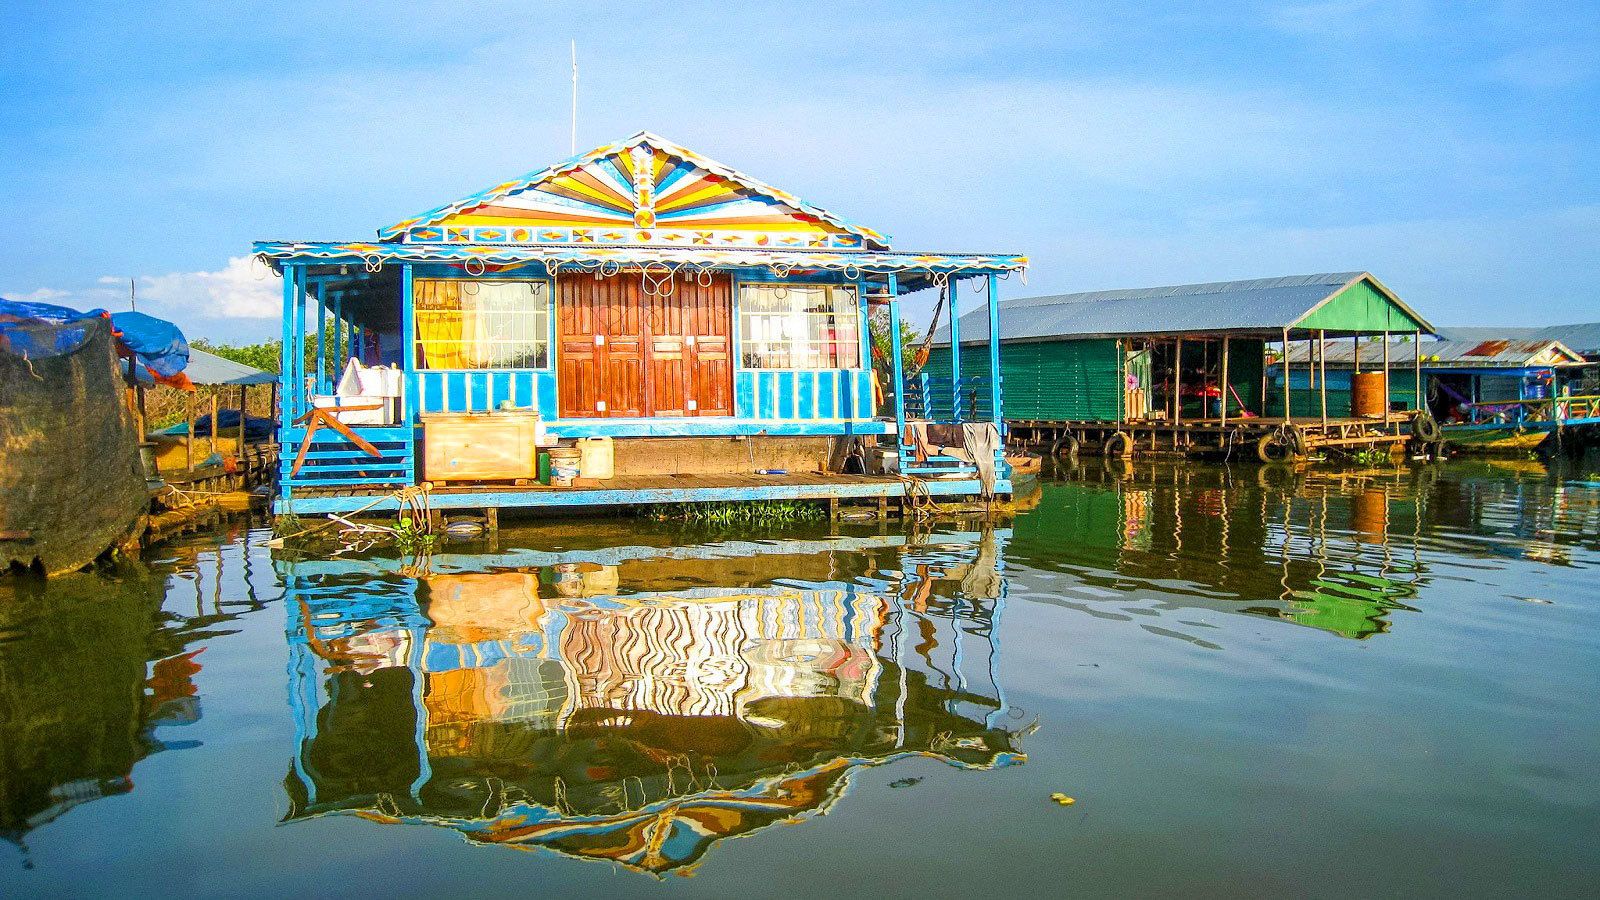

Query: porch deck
left=280, top=471, right=1013, bottom=515
left=1009, top=412, right=1422, bottom=459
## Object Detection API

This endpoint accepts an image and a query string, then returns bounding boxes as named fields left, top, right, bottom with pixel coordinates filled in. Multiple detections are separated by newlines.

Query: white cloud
left=136, top=255, right=281, bottom=320
left=1, top=286, right=73, bottom=304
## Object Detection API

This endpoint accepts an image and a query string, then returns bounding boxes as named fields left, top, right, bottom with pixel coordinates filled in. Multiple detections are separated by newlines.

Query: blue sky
left=2, top=1, right=1596, bottom=341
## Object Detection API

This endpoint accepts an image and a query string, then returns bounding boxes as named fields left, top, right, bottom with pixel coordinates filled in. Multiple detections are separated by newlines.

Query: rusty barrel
left=1351, top=371, right=1388, bottom=418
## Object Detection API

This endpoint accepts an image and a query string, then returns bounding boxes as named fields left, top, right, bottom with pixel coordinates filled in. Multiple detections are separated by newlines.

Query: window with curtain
left=413, top=279, right=550, bottom=369
left=739, top=284, right=861, bottom=369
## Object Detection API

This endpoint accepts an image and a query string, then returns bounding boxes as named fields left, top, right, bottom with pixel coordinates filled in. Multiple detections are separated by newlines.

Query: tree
left=868, top=308, right=921, bottom=372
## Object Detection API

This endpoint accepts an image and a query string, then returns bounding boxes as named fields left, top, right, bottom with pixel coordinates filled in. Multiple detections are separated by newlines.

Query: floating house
left=1286, top=333, right=1598, bottom=447
left=932, top=272, right=1436, bottom=460
left=254, top=132, right=1024, bottom=516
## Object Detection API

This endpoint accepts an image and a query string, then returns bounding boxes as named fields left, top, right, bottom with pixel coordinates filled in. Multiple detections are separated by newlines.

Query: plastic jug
left=577, top=437, right=614, bottom=480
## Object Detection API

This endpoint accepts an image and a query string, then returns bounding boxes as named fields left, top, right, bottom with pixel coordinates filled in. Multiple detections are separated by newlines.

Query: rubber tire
left=1257, top=433, right=1293, bottom=463
left=1104, top=431, right=1133, bottom=459
left=1053, top=434, right=1081, bottom=459
left=1413, top=413, right=1442, bottom=443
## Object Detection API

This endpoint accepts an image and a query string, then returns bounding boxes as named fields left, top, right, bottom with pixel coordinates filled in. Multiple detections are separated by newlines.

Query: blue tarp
left=110, top=310, right=189, bottom=378
left=0, top=298, right=191, bottom=379
left=0, top=297, right=107, bottom=359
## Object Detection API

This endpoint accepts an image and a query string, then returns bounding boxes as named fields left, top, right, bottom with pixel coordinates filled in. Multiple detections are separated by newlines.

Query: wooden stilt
left=186, top=394, right=195, bottom=473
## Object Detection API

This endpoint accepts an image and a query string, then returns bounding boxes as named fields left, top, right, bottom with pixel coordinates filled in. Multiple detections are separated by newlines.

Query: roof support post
left=888, top=275, right=905, bottom=454
left=331, top=290, right=343, bottom=377
left=947, top=278, right=961, bottom=422
left=1319, top=329, right=1327, bottom=427
left=401, top=264, right=416, bottom=426
left=1413, top=329, right=1422, bottom=416
left=1174, top=337, right=1183, bottom=427
left=1382, top=331, right=1391, bottom=432
left=1220, top=335, right=1230, bottom=427
left=1282, top=327, right=1291, bottom=420
left=987, top=273, right=1002, bottom=425
left=314, top=282, right=327, bottom=393
left=279, top=264, right=299, bottom=502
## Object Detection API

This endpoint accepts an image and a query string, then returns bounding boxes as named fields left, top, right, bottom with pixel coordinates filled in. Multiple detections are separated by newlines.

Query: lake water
left=2, top=460, right=1597, bottom=897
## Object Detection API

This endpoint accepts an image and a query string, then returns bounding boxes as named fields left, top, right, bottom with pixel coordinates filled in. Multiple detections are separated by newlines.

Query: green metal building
left=931, top=272, right=1432, bottom=424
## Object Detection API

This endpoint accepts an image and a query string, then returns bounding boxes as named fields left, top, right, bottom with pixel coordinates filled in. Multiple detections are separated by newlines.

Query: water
left=2, top=460, right=1597, bottom=897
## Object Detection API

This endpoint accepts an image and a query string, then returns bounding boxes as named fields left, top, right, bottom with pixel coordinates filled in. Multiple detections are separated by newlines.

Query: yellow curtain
left=415, top=280, right=467, bottom=369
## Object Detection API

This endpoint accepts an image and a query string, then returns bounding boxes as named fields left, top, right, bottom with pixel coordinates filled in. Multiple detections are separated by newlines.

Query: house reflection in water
left=281, top=530, right=1026, bottom=876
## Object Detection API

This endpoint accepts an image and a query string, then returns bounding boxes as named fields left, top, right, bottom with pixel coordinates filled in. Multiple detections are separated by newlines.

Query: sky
left=2, top=1, right=1596, bottom=342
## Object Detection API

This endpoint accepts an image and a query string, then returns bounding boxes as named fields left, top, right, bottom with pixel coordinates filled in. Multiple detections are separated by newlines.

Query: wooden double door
left=557, top=273, right=733, bottom=418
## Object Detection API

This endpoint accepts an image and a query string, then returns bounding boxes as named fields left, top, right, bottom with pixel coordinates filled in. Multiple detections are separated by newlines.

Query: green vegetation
left=1349, top=447, right=1395, bottom=465
left=869, top=307, right=921, bottom=372
left=393, top=515, right=439, bottom=556
left=192, top=322, right=339, bottom=377
left=642, top=500, right=827, bottom=524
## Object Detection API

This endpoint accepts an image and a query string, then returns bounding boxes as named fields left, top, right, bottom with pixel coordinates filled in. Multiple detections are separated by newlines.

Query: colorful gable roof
left=381, top=132, right=890, bottom=251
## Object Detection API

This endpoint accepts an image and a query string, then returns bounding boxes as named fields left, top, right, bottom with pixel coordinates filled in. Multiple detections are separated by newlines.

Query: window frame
left=736, top=282, right=864, bottom=372
left=411, top=276, right=556, bottom=372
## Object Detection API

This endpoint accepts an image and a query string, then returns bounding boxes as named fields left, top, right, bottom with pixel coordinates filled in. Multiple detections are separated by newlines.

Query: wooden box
left=422, top=414, right=541, bottom=482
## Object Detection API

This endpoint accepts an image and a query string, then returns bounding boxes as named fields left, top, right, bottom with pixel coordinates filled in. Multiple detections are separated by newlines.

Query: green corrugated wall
left=932, top=337, right=1270, bottom=422
left=929, top=339, right=1122, bottom=421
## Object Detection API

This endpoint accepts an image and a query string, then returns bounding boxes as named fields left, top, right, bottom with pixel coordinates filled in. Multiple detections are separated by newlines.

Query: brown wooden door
left=679, top=275, right=733, bottom=416
left=557, top=273, right=731, bottom=418
left=557, top=275, right=603, bottom=417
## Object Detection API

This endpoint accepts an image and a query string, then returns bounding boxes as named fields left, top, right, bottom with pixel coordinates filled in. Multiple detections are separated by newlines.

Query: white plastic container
left=577, top=437, right=614, bottom=480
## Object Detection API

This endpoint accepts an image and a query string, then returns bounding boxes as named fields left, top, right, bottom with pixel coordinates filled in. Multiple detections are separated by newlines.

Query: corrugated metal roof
left=1284, top=338, right=1585, bottom=368
left=1437, top=323, right=1600, bottom=358
left=935, top=272, right=1431, bottom=344
left=128, top=346, right=275, bottom=386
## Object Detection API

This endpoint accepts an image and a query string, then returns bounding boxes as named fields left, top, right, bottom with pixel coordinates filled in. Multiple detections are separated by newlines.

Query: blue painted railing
left=279, top=425, right=414, bottom=495
left=902, top=374, right=999, bottom=423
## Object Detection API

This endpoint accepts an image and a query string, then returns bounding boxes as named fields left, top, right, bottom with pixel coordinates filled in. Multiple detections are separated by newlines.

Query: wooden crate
left=422, top=414, right=541, bottom=482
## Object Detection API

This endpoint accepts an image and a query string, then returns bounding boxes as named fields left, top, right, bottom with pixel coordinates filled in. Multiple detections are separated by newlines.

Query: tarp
left=0, top=298, right=108, bottom=360
left=110, top=310, right=189, bottom=379
left=157, top=411, right=275, bottom=441
left=0, top=298, right=195, bottom=388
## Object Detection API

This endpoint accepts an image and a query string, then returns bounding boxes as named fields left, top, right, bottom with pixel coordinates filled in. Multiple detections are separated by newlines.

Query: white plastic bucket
left=549, top=448, right=581, bottom=487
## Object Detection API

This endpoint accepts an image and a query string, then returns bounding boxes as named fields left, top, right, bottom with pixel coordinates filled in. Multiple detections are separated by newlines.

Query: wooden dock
left=281, top=471, right=1015, bottom=517
left=1010, top=412, right=1425, bottom=462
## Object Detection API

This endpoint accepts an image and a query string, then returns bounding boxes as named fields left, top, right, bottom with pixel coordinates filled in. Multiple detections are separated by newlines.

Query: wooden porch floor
left=281, top=471, right=1010, bottom=515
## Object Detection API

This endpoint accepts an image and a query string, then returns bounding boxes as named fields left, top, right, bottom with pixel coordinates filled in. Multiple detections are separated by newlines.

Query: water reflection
left=0, top=527, right=270, bottom=852
left=279, top=528, right=1027, bottom=876
left=1013, top=458, right=1599, bottom=640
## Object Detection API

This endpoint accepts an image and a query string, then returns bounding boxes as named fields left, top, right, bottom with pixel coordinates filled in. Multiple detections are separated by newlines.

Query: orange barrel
left=1350, top=371, right=1388, bottom=418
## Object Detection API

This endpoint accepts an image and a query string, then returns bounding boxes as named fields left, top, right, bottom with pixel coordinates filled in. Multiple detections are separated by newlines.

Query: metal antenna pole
left=570, top=40, right=578, bottom=154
